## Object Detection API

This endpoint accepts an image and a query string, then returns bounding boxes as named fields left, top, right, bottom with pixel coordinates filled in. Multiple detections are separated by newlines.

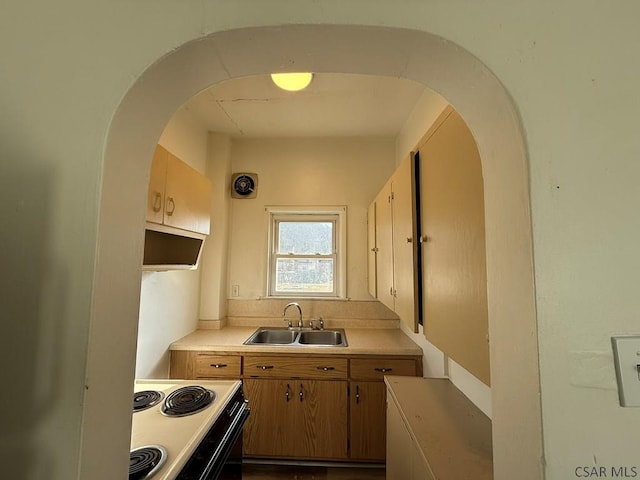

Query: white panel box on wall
left=611, top=335, right=640, bottom=407
left=231, top=173, right=258, bottom=199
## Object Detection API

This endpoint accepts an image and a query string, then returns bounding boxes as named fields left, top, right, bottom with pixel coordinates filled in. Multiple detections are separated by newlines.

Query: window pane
left=277, top=222, right=333, bottom=255
left=275, top=258, right=334, bottom=293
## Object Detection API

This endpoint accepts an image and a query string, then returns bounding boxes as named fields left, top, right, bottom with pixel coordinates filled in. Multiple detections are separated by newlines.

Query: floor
left=242, top=463, right=386, bottom=479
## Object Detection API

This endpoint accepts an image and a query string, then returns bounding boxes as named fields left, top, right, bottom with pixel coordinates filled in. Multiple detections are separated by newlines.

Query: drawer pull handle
left=316, top=366, right=335, bottom=371
left=286, top=384, right=291, bottom=402
left=210, top=363, right=227, bottom=368
left=374, top=368, right=393, bottom=373
left=356, top=385, right=360, bottom=404
left=256, top=365, right=274, bottom=370
left=299, top=384, right=304, bottom=402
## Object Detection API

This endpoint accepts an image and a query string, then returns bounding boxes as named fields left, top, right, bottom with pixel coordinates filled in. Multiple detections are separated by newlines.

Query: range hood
left=143, top=223, right=206, bottom=271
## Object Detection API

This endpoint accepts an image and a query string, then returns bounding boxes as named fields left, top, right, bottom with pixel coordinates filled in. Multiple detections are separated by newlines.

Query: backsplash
left=198, top=299, right=399, bottom=330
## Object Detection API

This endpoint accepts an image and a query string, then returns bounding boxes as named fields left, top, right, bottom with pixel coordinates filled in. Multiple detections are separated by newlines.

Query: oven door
left=176, top=388, right=249, bottom=480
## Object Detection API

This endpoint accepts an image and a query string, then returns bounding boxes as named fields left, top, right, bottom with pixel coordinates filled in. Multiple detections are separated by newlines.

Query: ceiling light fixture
left=270, top=72, right=313, bottom=92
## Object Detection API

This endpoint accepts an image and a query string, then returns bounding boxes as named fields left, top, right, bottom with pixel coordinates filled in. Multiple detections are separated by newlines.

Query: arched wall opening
left=89, top=25, right=543, bottom=479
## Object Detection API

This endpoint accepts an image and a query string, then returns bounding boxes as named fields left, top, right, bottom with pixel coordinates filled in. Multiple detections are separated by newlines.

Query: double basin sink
left=244, top=327, right=348, bottom=347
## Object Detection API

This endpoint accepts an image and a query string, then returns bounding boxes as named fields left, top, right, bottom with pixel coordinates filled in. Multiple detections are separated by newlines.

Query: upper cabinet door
left=419, top=109, right=490, bottom=386
left=146, top=144, right=212, bottom=235
left=367, top=201, right=377, bottom=298
left=368, top=155, right=420, bottom=333
left=164, top=151, right=212, bottom=235
left=375, top=179, right=395, bottom=312
left=146, top=146, right=168, bottom=224
left=391, top=154, right=419, bottom=333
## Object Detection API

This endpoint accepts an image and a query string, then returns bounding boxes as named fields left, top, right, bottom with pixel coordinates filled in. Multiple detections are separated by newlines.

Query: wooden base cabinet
left=169, top=351, right=241, bottom=379
left=349, top=381, right=387, bottom=461
left=170, top=351, right=422, bottom=463
left=243, top=378, right=348, bottom=460
left=349, top=357, right=420, bottom=462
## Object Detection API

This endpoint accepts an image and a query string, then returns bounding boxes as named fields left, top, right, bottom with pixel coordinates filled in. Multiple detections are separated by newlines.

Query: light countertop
left=170, top=326, right=423, bottom=356
left=385, top=376, right=493, bottom=480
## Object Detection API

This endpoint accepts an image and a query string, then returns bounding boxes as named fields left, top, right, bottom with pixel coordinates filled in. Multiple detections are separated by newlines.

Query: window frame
left=266, top=206, right=347, bottom=298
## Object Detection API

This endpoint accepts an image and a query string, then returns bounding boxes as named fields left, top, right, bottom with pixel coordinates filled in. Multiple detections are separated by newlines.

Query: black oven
left=175, top=386, right=249, bottom=480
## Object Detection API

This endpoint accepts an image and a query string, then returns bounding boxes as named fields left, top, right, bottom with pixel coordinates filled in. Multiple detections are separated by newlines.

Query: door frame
left=89, top=25, right=542, bottom=479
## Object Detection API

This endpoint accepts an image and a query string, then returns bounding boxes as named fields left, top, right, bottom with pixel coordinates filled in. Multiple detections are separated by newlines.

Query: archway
left=89, top=25, right=542, bottom=479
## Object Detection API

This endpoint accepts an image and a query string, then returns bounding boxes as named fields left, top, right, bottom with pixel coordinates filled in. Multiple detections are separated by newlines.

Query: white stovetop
left=131, top=379, right=241, bottom=480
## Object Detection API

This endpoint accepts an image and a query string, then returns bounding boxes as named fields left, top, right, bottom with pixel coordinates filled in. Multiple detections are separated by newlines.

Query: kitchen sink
left=243, top=327, right=348, bottom=347
left=298, top=330, right=345, bottom=346
left=245, top=329, right=299, bottom=344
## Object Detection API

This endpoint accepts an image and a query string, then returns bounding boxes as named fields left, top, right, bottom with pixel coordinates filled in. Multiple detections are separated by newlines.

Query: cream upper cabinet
left=390, top=155, right=419, bottom=332
left=366, top=201, right=377, bottom=298
left=146, top=145, right=212, bottom=235
left=372, top=178, right=395, bottom=312
left=146, top=146, right=168, bottom=224
left=419, top=109, right=490, bottom=386
left=368, top=154, right=419, bottom=333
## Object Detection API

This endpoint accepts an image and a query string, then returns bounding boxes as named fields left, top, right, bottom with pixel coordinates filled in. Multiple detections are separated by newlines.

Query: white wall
left=135, top=108, right=208, bottom=378
left=227, top=137, right=396, bottom=300
left=395, top=88, right=449, bottom=167
left=199, top=133, right=233, bottom=320
left=4, top=4, right=640, bottom=480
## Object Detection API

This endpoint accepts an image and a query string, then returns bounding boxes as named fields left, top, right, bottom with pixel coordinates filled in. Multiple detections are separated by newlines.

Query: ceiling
left=183, top=73, right=435, bottom=138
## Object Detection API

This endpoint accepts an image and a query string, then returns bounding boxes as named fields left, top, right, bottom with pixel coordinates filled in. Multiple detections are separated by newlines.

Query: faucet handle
left=318, top=316, right=324, bottom=330
left=284, top=318, right=293, bottom=329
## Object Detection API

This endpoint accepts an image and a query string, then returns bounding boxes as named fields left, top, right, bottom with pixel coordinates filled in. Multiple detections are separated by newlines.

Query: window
left=267, top=206, right=346, bottom=297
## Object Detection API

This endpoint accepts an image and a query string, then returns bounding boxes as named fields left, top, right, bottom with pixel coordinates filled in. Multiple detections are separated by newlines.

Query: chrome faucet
left=283, top=302, right=303, bottom=329
left=309, top=316, right=325, bottom=330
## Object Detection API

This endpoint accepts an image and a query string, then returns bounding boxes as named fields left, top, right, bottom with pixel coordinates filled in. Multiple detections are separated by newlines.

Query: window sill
left=259, top=296, right=350, bottom=301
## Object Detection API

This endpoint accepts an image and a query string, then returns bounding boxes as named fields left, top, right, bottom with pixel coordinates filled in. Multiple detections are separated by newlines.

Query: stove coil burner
left=129, top=445, right=167, bottom=480
left=162, top=385, right=216, bottom=417
left=133, top=390, right=165, bottom=412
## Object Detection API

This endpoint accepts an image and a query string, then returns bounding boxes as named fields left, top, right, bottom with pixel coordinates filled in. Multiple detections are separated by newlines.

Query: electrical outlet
left=611, top=335, right=640, bottom=407
left=232, top=285, right=239, bottom=297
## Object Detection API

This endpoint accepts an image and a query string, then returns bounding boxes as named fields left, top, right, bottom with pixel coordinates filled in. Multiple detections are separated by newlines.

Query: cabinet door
left=367, top=201, right=377, bottom=298
left=146, top=145, right=167, bottom=224
left=297, top=380, right=348, bottom=459
left=164, top=152, right=212, bottom=235
left=243, top=379, right=296, bottom=457
left=350, top=381, right=386, bottom=461
left=243, top=379, right=348, bottom=460
left=375, top=179, right=395, bottom=311
left=419, top=110, right=490, bottom=386
left=391, top=154, right=419, bottom=333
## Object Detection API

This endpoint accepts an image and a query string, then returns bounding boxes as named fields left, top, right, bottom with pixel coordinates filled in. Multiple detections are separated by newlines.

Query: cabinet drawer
left=350, top=358, right=417, bottom=381
left=194, top=354, right=241, bottom=378
left=244, top=356, right=347, bottom=379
